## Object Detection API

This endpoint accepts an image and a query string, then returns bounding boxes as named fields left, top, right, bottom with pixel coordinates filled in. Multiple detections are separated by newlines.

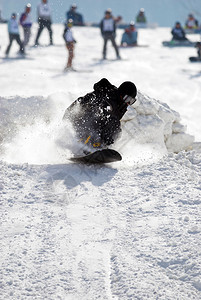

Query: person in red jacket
left=20, top=3, right=32, bottom=47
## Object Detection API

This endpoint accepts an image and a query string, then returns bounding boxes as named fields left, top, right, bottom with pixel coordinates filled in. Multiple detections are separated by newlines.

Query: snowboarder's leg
left=5, top=34, right=14, bottom=55
left=103, top=36, right=108, bottom=59
left=66, top=42, right=74, bottom=68
left=110, top=35, right=120, bottom=58
left=46, top=20, right=53, bottom=45
left=23, top=27, right=31, bottom=47
left=16, top=34, right=24, bottom=54
left=35, top=19, right=44, bottom=45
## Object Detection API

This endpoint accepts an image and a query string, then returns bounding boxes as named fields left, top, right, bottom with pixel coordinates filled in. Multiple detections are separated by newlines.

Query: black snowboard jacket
left=63, top=78, right=128, bottom=146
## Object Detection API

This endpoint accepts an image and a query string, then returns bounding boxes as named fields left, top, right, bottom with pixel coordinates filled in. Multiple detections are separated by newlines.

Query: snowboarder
left=63, top=18, right=76, bottom=71
left=185, top=14, right=199, bottom=29
left=136, top=8, right=147, bottom=24
left=189, top=42, right=201, bottom=62
left=171, top=22, right=188, bottom=41
left=20, top=3, right=32, bottom=48
left=121, top=21, right=138, bottom=46
left=66, top=3, right=84, bottom=26
left=63, top=78, right=137, bottom=149
left=100, top=9, right=121, bottom=60
left=5, top=13, right=24, bottom=56
left=195, top=42, right=201, bottom=58
left=34, top=0, right=53, bottom=46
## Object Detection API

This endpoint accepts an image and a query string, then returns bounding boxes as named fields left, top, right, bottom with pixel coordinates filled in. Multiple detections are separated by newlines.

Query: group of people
left=3, top=2, right=201, bottom=68
left=2, top=2, right=146, bottom=66
left=5, top=0, right=53, bottom=56
left=3, top=1, right=85, bottom=57
left=171, top=13, right=200, bottom=42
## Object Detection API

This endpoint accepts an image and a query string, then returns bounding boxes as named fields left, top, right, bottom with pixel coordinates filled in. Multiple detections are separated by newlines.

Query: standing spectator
left=100, top=9, right=120, bottom=60
left=63, top=19, right=76, bottom=71
left=66, top=3, right=84, bottom=26
left=136, top=8, right=147, bottom=24
left=34, top=0, right=53, bottom=46
left=20, top=3, right=32, bottom=47
left=0, top=10, right=7, bottom=23
left=5, top=13, right=24, bottom=56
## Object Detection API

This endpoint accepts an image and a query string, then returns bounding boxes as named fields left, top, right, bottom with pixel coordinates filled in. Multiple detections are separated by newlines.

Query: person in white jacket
left=63, top=19, right=76, bottom=71
left=5, top=13, right=24, bottom=56
left=34, top=0, right=53, bottom=46
left=100, top=9, right=120, bottom=60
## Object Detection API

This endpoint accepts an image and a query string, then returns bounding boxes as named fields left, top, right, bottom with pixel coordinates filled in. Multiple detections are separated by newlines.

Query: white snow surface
left=0, top=24, right=201, bottom=299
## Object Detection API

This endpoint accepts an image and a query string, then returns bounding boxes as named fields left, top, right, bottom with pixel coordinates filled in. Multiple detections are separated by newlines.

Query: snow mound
left=121, top=91, right=194, bottom=153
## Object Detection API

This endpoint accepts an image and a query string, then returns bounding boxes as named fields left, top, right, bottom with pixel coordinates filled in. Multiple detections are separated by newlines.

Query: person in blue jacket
left=121, top=21, right=138, bottom=46
left=171, top=22, right=188, bottom=41
left=66, top=4, right=84, bottom=26
left=5, top=13, right=24, bottom=56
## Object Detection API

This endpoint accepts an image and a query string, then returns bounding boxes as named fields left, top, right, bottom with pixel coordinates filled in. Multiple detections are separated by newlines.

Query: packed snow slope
left=0, top=24, right=201, bottom=299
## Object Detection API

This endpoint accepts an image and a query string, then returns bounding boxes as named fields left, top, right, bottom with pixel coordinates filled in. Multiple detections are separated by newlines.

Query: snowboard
left=70, top=149, right=122, bottom=164
left=189, top=56, right=201, bottom=62
left=63, top=68, right=93, bottom=73
left=119, top=44, right=149, bottom=48
left=162, top=40, right=195, bottom=47
left=184, top=28, right=201, bottom=34
left=1, top=55, right=28, bottom=60
left=93, top=58, right=128, bottom=62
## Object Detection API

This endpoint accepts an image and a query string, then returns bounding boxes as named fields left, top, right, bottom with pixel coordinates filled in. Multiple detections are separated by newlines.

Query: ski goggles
left=123, top=95, right=136, bottom=105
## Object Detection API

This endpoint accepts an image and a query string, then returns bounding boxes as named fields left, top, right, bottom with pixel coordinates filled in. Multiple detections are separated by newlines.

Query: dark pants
left=35, top=19, right=53, bottom=45
left=102, top=33, right=119, bottom=58
left=6, top=33, right=24, bottom=55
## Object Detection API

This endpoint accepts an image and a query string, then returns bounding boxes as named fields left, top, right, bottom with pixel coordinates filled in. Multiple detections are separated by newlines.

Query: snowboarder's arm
left=63, top=28, right=67, bottom=41
left=100, top=20, right=104, bottom=35
left=93, top=78, right=114, bottom=91
left=20, top=13, right=26, bottom=25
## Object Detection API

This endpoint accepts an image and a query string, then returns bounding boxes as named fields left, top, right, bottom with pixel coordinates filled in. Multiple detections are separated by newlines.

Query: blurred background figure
left=195, top=42, right=201, bottom=58
left=0, top=10, right=7, bottom=23
left=20, top=3, right=32, bottom=48
left=34, top=0, right=53, bottom=46
left=66, top=3, right=84, bottom=26
left=121, top=21, right=138, bottom=47
left=100, top=8, right=120, bottom=60
left=171, top=21, right=188, bottom=41
left=5, top=13, right=24, bottom=56
left=185, top=13, right=199, bottom=29
left=136, top=8, right=147, bottom=24
left=63, top=18, right=76, bottom=71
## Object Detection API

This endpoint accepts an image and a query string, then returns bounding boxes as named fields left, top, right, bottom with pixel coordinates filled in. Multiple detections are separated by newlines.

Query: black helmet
left=118, top=81, right=137, bottom=98
left=118, top=81, right=137, bottom=105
